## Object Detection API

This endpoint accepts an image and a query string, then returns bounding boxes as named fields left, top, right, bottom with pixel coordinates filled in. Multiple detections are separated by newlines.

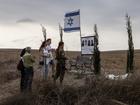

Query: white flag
left=64, top=10, right=80, bottom=32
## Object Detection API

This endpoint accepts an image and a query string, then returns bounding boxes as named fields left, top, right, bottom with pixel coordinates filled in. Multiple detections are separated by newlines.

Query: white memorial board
left=81, top=36, right=94, bottom=55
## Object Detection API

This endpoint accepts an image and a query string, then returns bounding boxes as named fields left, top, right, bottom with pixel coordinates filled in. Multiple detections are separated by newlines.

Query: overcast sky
left=0, top=0, right=140, bottom=51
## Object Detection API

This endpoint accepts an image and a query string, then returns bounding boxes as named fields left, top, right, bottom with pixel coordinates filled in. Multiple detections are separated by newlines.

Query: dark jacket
left=56, top=49, right=66, bottom=65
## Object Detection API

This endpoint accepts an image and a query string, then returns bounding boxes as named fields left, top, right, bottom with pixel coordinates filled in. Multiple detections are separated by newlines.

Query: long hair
left=56, top=41, right=64, bottom=58
left=20, top=48, right=26, bottom=57
left=56, top=41, right=64, bottom=52
left=39, top=38, right=51, bottom=52
left=46, top=38, right=51, bottom=42
left=39, top=41, right=46, bottom=52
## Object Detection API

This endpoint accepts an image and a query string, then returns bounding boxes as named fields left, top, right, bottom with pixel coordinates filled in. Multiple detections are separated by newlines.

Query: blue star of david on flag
left=67, top=17, right=73, bottom=26
left=64, top=10, right=80, bottom=32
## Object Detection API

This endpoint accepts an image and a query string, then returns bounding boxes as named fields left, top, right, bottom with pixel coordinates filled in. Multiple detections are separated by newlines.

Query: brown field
left=0, top=49, right=140, bottom=85
left=0, top=49, right=140, bottom=105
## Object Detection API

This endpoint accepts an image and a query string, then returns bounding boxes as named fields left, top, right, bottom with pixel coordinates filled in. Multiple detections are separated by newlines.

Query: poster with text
left=81, top=36, right=94, bottom=55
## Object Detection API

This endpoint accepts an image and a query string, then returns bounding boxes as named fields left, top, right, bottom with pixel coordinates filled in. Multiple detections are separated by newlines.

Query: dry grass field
left=0, top=49, right=140, bottom=105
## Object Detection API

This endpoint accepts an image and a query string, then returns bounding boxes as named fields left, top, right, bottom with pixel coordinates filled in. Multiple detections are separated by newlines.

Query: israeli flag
left=64, top=10, right=80, bottom=32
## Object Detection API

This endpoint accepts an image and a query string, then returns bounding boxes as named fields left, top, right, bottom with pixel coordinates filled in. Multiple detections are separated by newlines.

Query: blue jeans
left=44, top=64, right=49, bottom=79
left=44, top=58, right=49, bottom=80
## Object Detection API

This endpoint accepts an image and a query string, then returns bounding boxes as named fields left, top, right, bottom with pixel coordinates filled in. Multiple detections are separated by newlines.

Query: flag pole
left=79, top=9, right=82, bottom=55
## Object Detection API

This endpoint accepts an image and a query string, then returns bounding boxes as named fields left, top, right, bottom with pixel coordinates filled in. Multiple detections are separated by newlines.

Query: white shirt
left=43, top=45, right=53, bottom=64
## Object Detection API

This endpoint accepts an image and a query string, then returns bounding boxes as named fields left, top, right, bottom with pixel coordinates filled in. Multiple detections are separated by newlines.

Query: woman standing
left=39, top=39, right=54, bottom=80
left=22, top=47, right=35, bottom=92
left=39, top=40, right=49, bottom=80
left=19, top=48, right=26, bottom=92
left=45, top=39, right=55, bottom=78
left=54, top=42, right=67, bottom=85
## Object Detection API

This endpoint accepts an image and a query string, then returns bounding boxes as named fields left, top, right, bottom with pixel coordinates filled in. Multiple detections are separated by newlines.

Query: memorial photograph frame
left=81, top=36, right=95, bottom=55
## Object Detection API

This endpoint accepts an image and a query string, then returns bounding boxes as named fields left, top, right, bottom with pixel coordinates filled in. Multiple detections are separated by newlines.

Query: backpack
left=17, top=59, right=24, bottom=71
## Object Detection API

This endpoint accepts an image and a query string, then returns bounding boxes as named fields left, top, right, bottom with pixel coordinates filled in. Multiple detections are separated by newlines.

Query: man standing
left=22, top=47, right=35, bottom=92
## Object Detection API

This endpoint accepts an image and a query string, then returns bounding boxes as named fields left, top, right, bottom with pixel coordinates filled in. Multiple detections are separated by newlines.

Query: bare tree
left=41, top=24, right=47, bottom=41
left=59, top=24, right=63, bottom=42
left=93, top=24, right=101, bottom=75
left=126, top=14, right=134, bottom=73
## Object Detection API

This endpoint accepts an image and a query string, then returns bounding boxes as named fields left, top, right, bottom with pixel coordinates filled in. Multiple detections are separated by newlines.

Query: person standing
left=39, top=40, right=49, bottom=80
left=18, top=48, right=26, bottom=92
left=54, top=42, right=67, bottom=85
left=22, top=47, right=35, bottom=92
left=39, top=41, right=46, bottom=66
left=46, top=39, right=55, bottom=78
left=39, top=39, right=55, bottom=80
